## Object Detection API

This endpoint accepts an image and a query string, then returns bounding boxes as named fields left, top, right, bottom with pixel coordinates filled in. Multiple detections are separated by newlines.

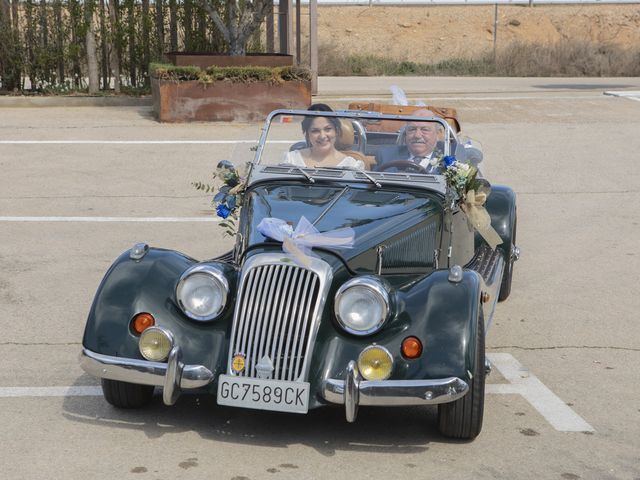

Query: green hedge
left=150, top=63, right=311, bottom=84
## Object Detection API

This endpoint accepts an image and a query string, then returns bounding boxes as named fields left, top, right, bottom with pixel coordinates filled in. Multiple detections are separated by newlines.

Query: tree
left=108, top=0, right=121, bottom=93
left=0, top=0, right=20, bottom=90
left=85, top=0, right=100, bottom=93
left=199, top=0, right=271, bottom=56
left=169, top=0, right=177, bottom=51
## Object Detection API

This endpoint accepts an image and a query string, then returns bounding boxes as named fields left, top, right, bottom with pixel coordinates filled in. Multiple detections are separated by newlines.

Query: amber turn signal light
left=401, top=336, right=423, bottom=359
left=132, top=312, right=155, bottom=335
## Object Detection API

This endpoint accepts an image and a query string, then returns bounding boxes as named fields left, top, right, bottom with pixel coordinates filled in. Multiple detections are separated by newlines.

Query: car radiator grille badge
left=256, top=355, right=274, bottom=379
left=231, top=353, right=245, bottom=373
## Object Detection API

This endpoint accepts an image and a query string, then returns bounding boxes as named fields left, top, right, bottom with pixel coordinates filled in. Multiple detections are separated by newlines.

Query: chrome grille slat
left=234, top=268, right=257, bottom=360
left=238, top=268, right=261, bottom=375
left=291, top=275, right=318, bottom=381
left=286, top=272, right=311, bottom=380
left=274, top=268, right=300, bottom=379
left=228, top=254, right=331, bottom=383
left=246, top=265, right=271, bottom=377
left=281, top=269, right=305, bottom=380
left=271, top=266, right=295, bottom=379
left=255, top=265, right=281, bottom=377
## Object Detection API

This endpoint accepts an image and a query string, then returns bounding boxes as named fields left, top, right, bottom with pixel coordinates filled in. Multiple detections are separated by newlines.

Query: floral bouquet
left=193, top=160, right=249, bottom=236
left=441, top=155, right=481, bottom=201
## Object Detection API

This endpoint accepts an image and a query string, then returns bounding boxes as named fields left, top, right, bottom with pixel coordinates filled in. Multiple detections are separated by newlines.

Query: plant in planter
left=151, top=1, right=309, bottom=122
left=150, top=63, right=312, bottom=122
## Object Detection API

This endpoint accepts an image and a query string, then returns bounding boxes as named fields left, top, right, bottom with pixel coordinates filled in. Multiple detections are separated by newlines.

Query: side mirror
left=217, top=160, right=237, bottom=174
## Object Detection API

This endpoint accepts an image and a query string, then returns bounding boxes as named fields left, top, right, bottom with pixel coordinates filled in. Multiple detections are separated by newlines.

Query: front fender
left=485, top=185, right=517, bottom=256
left=396, top=270, right=483, bottom=381
left=82, top=247, right=236, bottom=372
left=308, top=269, right=482, bottom=398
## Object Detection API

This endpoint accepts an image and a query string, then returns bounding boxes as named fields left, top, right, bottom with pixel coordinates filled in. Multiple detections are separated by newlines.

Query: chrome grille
left=228, top=257, right=325, bottom=381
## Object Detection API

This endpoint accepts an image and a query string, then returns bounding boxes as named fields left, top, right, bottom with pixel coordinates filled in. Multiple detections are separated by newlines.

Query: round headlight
left=176, top=264, right=228, bottom=321
left=334, top=277, right=390, bottom=335
left=358, top=345, right=393, bottom=381
left=139, top=327, right=173, bottom=361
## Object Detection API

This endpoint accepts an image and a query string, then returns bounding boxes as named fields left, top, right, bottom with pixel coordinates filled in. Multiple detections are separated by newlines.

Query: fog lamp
left=357, top=345, right=393, bottom=381
left=139, top=327, right=173, bottom=362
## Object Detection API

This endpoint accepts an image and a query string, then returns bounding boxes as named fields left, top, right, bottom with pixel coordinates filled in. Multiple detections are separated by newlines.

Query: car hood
left=241, top=183, right=442, bottom=270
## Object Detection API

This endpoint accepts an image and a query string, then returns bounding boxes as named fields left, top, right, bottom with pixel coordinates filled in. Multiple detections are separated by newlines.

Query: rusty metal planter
left=151, top=78, right=311, bottom=123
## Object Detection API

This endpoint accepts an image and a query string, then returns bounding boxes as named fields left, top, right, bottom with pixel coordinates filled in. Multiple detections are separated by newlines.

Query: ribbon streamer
left=257, top=217, right=355, bottom=268
left=461, top=188, right=503, bottom=250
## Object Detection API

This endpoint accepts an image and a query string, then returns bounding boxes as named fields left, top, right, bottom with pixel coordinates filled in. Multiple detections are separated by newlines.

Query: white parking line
left=320, top=94, right=612, bottom=102
left=604, top=91, right=640, bottom=102
left=487, top=353, right=594, bottom=432
left=0, top=216, right=220, bottom=222
left=0, top=353, right=594, bottom=432
left=0, top=386, right=102, bottom=397
left=0, top=140, right=291, bottom=144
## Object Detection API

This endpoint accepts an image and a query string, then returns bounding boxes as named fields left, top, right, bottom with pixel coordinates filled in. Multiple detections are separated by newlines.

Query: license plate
left=216, top=375, right=310, bottom=414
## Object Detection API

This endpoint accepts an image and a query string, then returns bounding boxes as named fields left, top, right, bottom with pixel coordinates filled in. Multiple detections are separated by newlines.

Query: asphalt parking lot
left=1, top=78, right=639, bottom=479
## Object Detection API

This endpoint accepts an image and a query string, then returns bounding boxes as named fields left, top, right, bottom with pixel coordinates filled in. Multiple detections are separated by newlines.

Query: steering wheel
left=377, top=160, right=428, bottom=174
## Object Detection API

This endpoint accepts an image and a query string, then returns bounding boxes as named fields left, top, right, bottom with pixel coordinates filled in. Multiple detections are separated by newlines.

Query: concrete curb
left=2, top=77, right=639, bottom=108
left=0, top=96, right=152, bottom=108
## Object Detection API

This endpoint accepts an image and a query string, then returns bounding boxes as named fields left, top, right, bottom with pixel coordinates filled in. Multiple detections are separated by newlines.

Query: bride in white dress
left=283, top=116, right=365, bottom=169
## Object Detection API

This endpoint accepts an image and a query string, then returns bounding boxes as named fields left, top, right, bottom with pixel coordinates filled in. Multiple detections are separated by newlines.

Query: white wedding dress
left=283, top=150, right=364, bottom=170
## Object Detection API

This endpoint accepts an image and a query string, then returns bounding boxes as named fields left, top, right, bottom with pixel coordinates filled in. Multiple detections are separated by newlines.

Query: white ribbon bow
left=257, top=216, right=355, bottom=268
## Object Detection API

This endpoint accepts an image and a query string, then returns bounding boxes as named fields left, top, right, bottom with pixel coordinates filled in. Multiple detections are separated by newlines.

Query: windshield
left=248, top=111, right=482, bottom=188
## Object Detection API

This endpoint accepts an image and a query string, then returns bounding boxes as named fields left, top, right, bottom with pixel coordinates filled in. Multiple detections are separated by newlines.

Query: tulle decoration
left=257, top=217, right=355, bottom=268
left=390, top=85, right=409, bottom=106
left=460, top=185, right=503, bottom=250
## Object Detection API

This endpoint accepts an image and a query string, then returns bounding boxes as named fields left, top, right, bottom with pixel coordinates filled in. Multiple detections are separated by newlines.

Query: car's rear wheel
left=437, top=313, right=485, bottom=440
left=101, top=379, right=154, bottom=408
left=498, top=213, right=517, bottom=302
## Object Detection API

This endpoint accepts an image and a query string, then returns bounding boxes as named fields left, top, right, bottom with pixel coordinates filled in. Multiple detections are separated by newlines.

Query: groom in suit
left=374, top=109, right=445, bottom=173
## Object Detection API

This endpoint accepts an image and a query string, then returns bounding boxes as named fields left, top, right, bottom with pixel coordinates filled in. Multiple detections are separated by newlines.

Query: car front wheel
left=101, top=379, right=154, bottom=408
left=437, top=312, right=485, bottom=440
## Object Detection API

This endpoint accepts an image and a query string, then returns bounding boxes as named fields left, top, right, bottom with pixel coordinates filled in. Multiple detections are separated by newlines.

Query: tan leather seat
left=336, top=119, right=355, bottom=149
left=336, top=119, right=376, bottom=169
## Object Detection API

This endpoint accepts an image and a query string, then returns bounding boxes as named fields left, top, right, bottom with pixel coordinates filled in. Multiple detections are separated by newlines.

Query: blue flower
left=443, top=155, right=456, bottom=167
left=216, top=204, right=231, bottom=219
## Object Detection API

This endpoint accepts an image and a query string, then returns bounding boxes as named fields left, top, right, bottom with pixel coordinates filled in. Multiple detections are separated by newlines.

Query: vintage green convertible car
left=80, top=110, right=518, bottom=440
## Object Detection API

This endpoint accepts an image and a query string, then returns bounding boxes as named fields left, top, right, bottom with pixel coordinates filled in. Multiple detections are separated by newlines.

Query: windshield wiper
left=356, top=168, right=382, bottom=188
left=290, top=165, right=315, bottom=183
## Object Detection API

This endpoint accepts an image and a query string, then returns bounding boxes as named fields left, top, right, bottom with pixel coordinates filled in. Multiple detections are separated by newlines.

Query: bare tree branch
left=200, top=0, right=270, bottom=55
left=198, top=0, right=229, bottom=46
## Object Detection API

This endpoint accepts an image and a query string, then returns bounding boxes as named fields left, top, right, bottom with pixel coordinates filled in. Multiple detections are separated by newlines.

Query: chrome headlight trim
left=334, top=276, right=390, bottom=336
left=176, top=264, right=229, bottom=321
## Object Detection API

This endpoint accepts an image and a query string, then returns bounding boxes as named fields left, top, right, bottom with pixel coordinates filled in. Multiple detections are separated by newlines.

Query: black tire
left=101, top=379, right=154, bottom=409
left=498, top=214, right=517, bottom=302
left=437, top=313, right=485, bottom=440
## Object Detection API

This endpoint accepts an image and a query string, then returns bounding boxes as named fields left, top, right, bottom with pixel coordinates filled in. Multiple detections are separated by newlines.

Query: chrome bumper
left=321, top=361, right=469, bottom=422
left=79, top=347, right=214, bottom=406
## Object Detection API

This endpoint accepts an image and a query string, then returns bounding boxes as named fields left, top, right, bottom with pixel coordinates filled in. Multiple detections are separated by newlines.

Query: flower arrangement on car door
left=193, top=160, right=248, bottom=237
